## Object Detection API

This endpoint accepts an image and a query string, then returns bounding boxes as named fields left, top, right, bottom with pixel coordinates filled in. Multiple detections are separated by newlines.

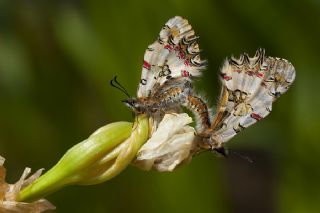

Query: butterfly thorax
left=124, top=85, right=190, bottom=115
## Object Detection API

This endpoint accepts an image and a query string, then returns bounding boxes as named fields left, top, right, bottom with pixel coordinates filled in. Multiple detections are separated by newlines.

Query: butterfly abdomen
left=184, top=95, right=211, bottom=131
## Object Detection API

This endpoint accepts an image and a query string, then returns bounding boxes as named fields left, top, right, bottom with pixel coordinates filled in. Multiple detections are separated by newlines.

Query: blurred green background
left=1, top=0, right=319, bottom=212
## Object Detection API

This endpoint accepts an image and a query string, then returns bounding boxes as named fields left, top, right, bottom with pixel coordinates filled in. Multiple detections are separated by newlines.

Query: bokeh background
left=1, top=0, right=320, bottom=212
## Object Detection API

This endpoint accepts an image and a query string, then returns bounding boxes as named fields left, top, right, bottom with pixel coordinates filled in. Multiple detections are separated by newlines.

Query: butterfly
left=192, top=48, right=296, bottom=153
left=123, top=16, right=207, bottom=116
left=122, top=16, right=296, bottom=155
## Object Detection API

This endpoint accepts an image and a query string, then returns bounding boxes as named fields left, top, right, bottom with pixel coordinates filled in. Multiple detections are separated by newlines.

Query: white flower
left=134, top=113, right=196, bottom=172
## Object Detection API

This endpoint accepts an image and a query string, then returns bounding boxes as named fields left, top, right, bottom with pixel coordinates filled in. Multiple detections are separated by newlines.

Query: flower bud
left=17, top=115, right=149, bottom=202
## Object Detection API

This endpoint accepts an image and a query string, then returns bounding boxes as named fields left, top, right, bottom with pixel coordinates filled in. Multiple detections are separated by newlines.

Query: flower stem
left=17, top=115, right=149, bottom=202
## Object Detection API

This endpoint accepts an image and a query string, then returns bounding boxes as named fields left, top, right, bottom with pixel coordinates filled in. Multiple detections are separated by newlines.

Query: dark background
left=1, top=0, right=319, bottom=212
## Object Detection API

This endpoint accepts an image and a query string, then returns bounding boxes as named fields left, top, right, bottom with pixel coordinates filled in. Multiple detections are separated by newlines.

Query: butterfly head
left=122, top=98, right=145, bottom=114
left=197, top=133, right=228, bottom=157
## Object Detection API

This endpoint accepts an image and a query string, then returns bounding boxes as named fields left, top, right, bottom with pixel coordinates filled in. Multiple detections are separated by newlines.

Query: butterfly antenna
left=230, top=150, right=254, bottom=164
left=113, top=76, right=131, bottom=97
left=110, top=76, right=131, bottom=98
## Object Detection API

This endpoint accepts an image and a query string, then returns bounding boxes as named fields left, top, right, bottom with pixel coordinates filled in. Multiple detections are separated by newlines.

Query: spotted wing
left=211, top=48, right=296, bottom=144
left=137, top=16, right=207, bottom=98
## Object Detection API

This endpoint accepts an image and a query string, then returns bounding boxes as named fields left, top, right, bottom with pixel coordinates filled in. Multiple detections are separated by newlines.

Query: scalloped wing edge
left=137, top=16, right=207, bottom=98
left=211, top=48, right=296, bottom=144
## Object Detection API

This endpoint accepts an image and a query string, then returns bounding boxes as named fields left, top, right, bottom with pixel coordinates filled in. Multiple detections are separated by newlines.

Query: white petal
left=135, top=113, right=195, bottom=172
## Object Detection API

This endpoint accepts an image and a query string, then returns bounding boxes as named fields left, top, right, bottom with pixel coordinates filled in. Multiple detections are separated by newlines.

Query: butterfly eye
left=122, top=99, right=135, bottom=107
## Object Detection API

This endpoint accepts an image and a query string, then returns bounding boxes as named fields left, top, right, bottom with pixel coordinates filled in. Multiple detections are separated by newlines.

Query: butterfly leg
left=131, top=113, right=141, bottom=132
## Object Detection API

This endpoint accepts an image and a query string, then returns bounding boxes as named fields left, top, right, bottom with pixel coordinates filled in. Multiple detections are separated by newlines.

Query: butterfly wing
left=137, top=16, right=207, bottom=98
left=211, top=48, right=296, bottom=143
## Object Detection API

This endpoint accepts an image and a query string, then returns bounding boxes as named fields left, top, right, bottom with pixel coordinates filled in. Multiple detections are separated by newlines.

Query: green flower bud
left=17, top=115, right=149, bottom=202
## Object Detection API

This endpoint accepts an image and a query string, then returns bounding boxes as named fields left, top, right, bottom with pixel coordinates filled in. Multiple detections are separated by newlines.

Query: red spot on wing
left=184, top=60, right=190, bottom=67
left=234, top=69, right=241, bottom=73
left=164, top=44, right=173, bottom=52
left=143, top=60, right=151, bottom=70
left=251, top=113, right=263, bottom=121
left=256, top=73, right=264, bottom=78
left=223, top=75, right=232, bottom=81
left=181, top=70, right=190, bottom=77
left=178, top=52, right=185, bottom=59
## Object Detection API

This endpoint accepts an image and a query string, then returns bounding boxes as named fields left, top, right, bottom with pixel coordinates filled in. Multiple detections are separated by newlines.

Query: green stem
left=17, top=115, right=149, bottom=202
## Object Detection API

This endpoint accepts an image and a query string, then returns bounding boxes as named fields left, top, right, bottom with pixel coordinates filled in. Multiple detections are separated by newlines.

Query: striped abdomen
left=183, top=95, right=211, bottom=131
